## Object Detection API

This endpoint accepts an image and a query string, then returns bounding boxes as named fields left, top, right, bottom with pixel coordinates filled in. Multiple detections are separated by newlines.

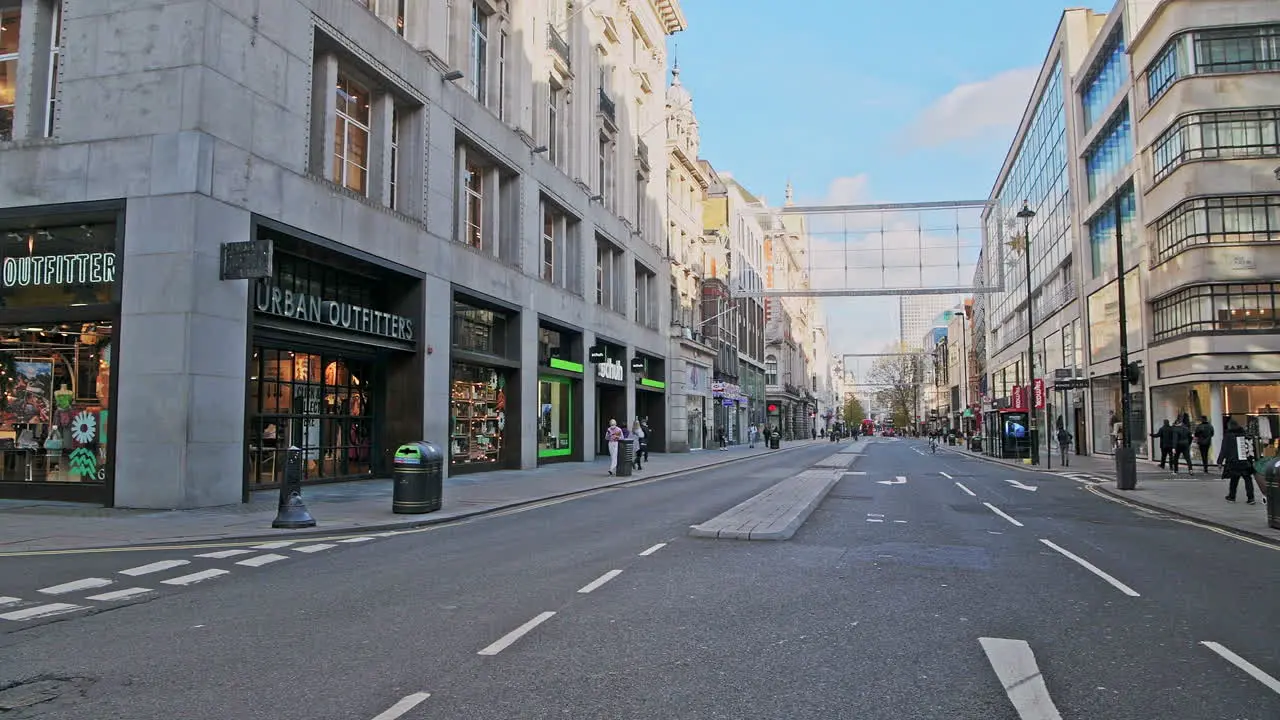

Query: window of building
left=1153, top=194, right=1280, bottom=265
left=470, top=2, right=489, bottom=103
left=635, top=264, right=656, bottom=328
left=462, top=157, right=484, bottom=249
left=596, top=238, right=623, bottom=312
left=1083, top=107, right=1133, bottom=200
left=1151, top=107, right=1280, bottom=183
left=1086, top=183, right=1137, bottom=278
left=1081, top=27, right=1127, bottom=132
left=388, top=108, right=400, bottom=211
left=765, top=356, right=778, bottom=386
left=635, top=171, right=646, bottom=234
left=1152, top=283, right=1280, bottom=343
left=452, top=301, right=509, bottom=356
left=598, top=131, right=616, bottom=209
left=1086, top=272, right=1143, bottom=361
left=0, top=2, right=21, bottom=141
left=542, top=204, right=557, bottom=283
left=548, top=78, right=562, bottom=164
left=1145, top=25, right=1280, bottom=104
left=44, top=0, right=60, bottom=137
left=497, top=30, right=508, bottom=120
left=395, top=0, right=406, bottom=35
left=333, top=74, right=372, bottom=195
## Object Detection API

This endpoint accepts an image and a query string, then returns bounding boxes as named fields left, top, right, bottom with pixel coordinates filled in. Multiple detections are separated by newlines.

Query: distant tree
left=843, top=394, right=867, bottom=426
left=868, top=351, right=922, bottom=430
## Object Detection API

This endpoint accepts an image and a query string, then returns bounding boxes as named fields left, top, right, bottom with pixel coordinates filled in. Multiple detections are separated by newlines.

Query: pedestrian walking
left=1172, top=418, right=1194, bottom=473
left=639, top=418, right=652, bottom=464
left=1194, top=416, right=1214, bottom=473
left=631, top=419, right=645, bottom=471
left=1151, top=419, right=1174, bottom=469
left=717, top=427, right=727, bottom=451
left=1109, top=412, right=1123, bottom=450
left=605, top=419, right=623, bottom=475
left=747, top=423, right=757, bottom=448
left=1217, top=420, right=1257, bottom=504
left=1056, top=426, right=1072, bottom=466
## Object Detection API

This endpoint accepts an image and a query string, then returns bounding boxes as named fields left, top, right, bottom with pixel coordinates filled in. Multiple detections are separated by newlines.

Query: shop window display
left=246, top=348, right=373, bottom=488
left=538, top=376, right=572, bottom=458
left=0, top=323, right=112, bottom=484
left=450, top=363, right=505, bottom=466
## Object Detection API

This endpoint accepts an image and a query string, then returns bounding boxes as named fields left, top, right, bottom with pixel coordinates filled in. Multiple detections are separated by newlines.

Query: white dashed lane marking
left=120, top=560, right=190, bottom=577
left=194, top=549, right=254, bottom=559
left=338, top=537, right=375, bottom=544
left=638, top=543, right=667, bottom=556
left=86, top=587, right=153, bottom=602
left=294, top=543, right=338, bottom=553
left=577, top=570, right=622, bottom=594
left=235, top=554, right=289, bottom=568
left=1, top=603, right=87, bottom=621
left=161, top=569, right=230, bottom=586
left=39, top=578, right=113, bottom=595
left=251, top=541, right=297, bottom=550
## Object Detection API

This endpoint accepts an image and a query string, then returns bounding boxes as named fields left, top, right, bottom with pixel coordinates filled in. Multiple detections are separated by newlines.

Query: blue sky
left=671, top=0, right=1107, bottom=364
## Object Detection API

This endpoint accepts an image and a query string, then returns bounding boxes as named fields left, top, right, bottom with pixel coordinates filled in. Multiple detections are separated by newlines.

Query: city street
left=2, top=438, right=1279, bottom=719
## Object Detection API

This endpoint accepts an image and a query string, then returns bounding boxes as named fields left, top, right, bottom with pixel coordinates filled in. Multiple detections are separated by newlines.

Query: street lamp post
left=1114, top=194, right=1139, bottom=490
left=1017, top=200, right=1039, bottom=465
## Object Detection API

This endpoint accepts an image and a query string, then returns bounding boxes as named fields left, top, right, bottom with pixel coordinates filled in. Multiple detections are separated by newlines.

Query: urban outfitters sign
left=2, top=252, right=116, bottom=288
left=254, top=282, right=415, bottom=342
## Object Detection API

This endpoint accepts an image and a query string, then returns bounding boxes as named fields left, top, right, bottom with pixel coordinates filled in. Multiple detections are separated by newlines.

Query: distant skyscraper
left=899, top=296, right=958, bottom=350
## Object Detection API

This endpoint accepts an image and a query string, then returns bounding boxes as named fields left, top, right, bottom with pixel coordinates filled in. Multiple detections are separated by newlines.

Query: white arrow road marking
left=877, top=476, right=908, bottom=485
left=1200, top=642, right=1280, bottom=695
left=370, top=692, right=431, bottom=720
left=0, top=596, right=20, bottom=607
left=1039, top=539, right=1140, bottom=597
left=979, top=637, right=1063, bottom=720
left=1004, top=479, right=1038, bottom=491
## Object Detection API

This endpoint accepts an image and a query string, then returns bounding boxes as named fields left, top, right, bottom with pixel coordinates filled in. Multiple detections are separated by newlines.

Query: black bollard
left=272, top=446, right=316, bottom=529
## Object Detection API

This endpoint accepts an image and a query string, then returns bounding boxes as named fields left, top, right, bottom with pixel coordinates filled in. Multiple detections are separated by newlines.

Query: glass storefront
left=246, top=348, right=373, bottom=488
left=450, top=362, right=506, bottom=468
left=1090, top=374, right=1148, bottom=456
left=0, top=323, right=113, bottom=486
left=537, top=376, right=572, bottom=459
left=1, top=214, right=119, bottom=502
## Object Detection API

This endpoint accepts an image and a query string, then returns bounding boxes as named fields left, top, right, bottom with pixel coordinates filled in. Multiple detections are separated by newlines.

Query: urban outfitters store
left=245, top=220, right=423, bottom=495
left=0, top=202, right=122, bottom=503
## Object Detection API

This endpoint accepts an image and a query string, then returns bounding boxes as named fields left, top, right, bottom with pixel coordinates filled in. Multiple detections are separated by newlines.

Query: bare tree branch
left=867, top=353, right=922, bottom=427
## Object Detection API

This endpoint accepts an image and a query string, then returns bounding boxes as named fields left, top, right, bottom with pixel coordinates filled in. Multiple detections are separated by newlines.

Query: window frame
left=333, top=72, right=373, bottom=196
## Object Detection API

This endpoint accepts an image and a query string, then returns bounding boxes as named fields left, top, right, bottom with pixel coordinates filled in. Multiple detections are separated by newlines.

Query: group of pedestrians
left=604, top=418, right=651, bottom=475
left=1150, top=413, right=1262, bottom=504
left=1149, top=415, right=1215, bottom=474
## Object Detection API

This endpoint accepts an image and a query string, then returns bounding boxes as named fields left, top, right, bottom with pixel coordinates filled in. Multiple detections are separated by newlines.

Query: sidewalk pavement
left=0, top=440, right=826, bottom=554
left=954, top=444, right=1280, bottom=544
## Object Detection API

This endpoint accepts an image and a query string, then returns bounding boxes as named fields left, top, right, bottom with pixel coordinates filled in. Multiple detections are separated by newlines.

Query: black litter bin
left=770, top=433, right=780, bottom=450
left=617, top=441, right=634, bottom=477
left=392, top=442, right=444, bottom=514
left=1264, top=457, right=1280, bottom=530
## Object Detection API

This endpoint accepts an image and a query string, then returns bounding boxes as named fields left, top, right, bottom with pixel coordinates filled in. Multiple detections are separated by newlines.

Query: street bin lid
left=395, top=444, right=424, bottom=463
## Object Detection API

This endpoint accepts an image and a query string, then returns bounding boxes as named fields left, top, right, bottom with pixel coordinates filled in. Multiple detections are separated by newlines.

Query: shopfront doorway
left=597, top=385, right=626, bottom=454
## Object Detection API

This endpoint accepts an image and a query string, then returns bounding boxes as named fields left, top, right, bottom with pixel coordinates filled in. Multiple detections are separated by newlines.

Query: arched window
left=765, top=355, right=778, bottom=386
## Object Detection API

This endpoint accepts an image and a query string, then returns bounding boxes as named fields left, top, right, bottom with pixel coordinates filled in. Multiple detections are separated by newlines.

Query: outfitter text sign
left=254, top=281, right=415, bottom=341
left=2, top=252, right=116, bottom=288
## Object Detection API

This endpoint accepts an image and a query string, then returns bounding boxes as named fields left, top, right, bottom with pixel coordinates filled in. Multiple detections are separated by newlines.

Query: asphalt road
left=1, top=437, right=1278, bottom=719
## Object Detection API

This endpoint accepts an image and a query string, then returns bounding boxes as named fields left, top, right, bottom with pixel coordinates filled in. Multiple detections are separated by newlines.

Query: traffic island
left=689, top=468, right=844, bottom=541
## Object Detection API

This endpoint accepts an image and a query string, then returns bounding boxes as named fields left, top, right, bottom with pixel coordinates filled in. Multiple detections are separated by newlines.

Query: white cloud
left=902, top=67, right=1038, bottom=148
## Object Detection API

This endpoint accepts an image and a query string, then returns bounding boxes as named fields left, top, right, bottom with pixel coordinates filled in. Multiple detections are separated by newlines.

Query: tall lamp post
left=1017, top=200, right=1039, bottom=465
left=1114, top=193, right=1138, bottom=490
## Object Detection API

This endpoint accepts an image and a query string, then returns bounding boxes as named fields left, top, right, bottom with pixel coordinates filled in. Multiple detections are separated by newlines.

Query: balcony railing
left=598, top=88, right=616, bottom=127
left=546, top=24, right=570, bottom=67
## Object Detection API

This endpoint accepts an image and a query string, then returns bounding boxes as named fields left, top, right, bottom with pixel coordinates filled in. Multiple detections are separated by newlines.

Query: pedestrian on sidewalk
left=605, top=419, right=624, bottom=475
left=747, top=423, right=757, bottom=448
left=1217, top=420, right=1256, bottom=504
left=1109, top=411, right=1123, bottom=450
left=1056, top=426, right=1072, bottom=466
left=1172, top=418, right=1194, bottom=473
left=1194, top=416, right=1214, bottom=473
left=639, top=418, right=652, bottom=465
left=631, top=419, right=645, bottom=471
left=1151, top=419, right=1174, bottom=469
left=717, top=427, right=728, bottom=451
